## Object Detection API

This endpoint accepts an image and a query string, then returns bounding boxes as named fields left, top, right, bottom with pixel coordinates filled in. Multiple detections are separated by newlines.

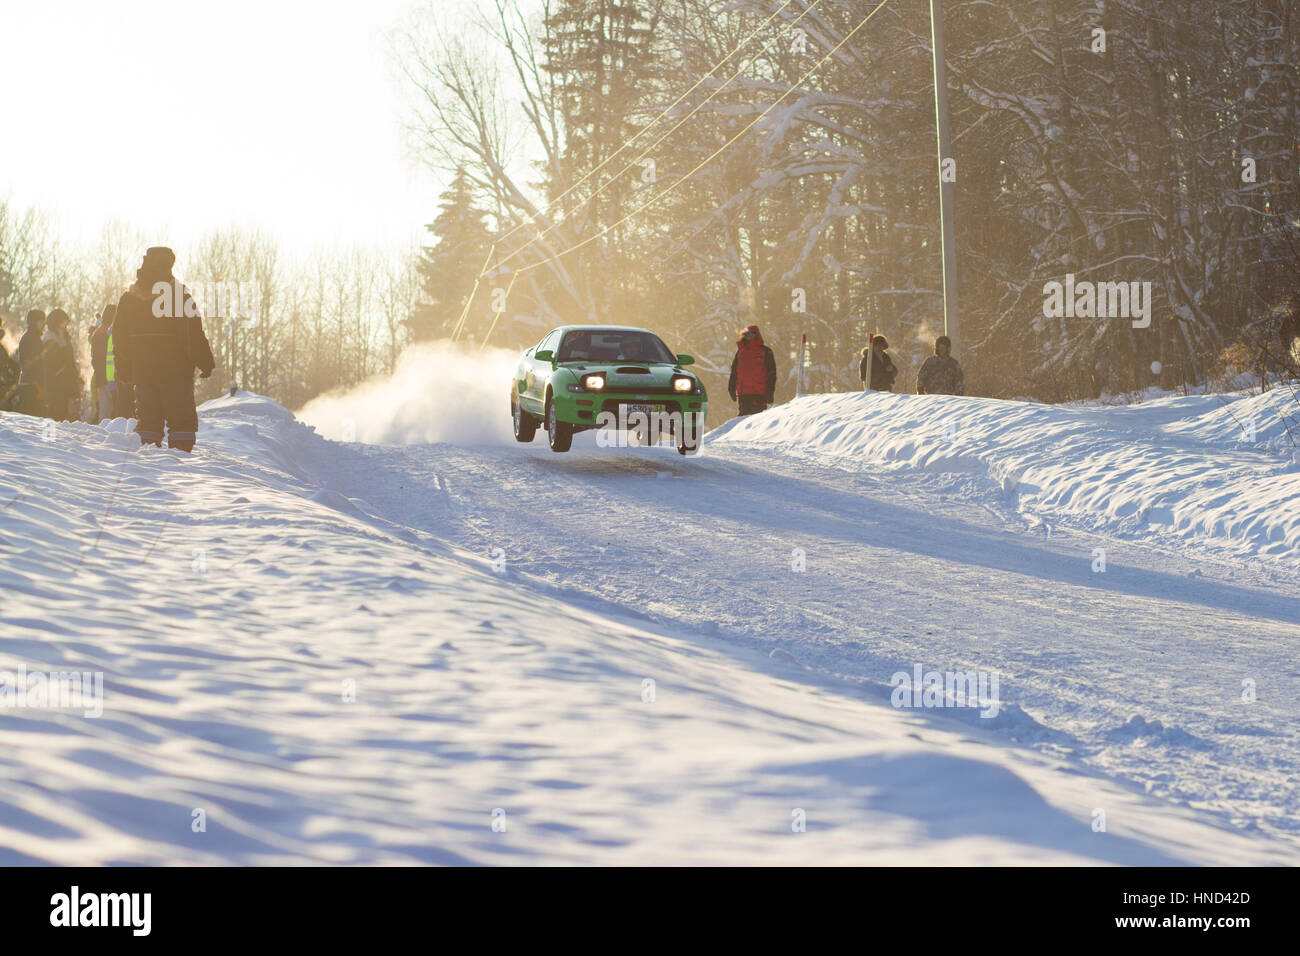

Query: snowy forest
left=408, top=0, right=1299, bottom=401
left=2, top=0, right=1296, bottom=408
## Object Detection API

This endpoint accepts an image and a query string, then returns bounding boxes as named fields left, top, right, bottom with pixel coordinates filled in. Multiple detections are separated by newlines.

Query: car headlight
left=582, top=373, right=606, bottom=391
left=672, top=375, right=694, bottom=393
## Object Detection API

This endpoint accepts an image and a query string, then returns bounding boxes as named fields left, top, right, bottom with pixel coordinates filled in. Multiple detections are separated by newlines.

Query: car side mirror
left=676, top=354, right=695, bottom=366
left=535, top=349, right=554, bottom=363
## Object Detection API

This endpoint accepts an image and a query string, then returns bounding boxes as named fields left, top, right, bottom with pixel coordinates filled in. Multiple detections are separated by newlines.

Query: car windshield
left=556, top=329, right=676, bottom=364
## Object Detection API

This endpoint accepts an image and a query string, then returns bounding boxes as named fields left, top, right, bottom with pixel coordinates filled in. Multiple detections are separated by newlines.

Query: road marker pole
left=796, top=333, right=807, bottom=398
left=864, top=333, right=874, bottom=392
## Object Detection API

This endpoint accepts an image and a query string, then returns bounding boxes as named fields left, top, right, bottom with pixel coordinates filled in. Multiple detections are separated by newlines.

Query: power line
left=494, top=0, right=829, bottom=271
left=492, top=0, right=810, bottom=255
left=478, top=269, right=518, bottom=351
left=511, top=0, right=893, bottom=279
left=450, top=242, right=498, bottom=342
left=454, top=0, right=824, bottom=342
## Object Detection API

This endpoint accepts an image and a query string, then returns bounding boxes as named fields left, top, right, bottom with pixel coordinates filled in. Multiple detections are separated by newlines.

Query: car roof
left=552, top=325, right=657, bottom=335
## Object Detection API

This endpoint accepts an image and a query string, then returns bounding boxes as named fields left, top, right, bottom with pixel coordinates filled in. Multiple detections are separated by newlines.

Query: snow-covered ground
left=1, top=377, right=1298, bottom=864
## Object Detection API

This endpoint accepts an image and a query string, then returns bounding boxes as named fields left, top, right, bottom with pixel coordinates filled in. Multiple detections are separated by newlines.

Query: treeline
left=0, top=201, right=420, bottom=410
left=408, top=0, right=1298, bottom=401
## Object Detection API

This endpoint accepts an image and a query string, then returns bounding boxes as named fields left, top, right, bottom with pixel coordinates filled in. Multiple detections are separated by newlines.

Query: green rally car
left=511, top=326, right=707, bottom=454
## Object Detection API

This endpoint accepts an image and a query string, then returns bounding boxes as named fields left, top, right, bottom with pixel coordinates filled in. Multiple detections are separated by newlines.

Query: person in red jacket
left=113, top=247, right=215, bottom=452
left=727, top=325, right=777, bottom=416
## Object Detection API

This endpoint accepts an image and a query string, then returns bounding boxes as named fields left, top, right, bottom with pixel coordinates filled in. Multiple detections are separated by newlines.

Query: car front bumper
left=556, top=391, right=708, bottom=431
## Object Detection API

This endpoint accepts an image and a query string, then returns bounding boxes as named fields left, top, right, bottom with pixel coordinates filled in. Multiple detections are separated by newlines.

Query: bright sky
left=2, top=0, right=439, bottom=257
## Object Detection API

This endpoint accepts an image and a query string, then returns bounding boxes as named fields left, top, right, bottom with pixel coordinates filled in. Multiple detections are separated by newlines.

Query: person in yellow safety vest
left=106, top=325, right=135, bottom=420
left=90, top=304, right=134, bottom=421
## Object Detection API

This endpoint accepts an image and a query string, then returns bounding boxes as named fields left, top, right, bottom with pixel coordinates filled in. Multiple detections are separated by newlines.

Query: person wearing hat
left=42, top=309, right=83, bottom=421
left=916, top=334, right=964, bottom=395
left=727, top=324, right=777, bottom=416
left=859, top=334, right=898, bottom=391
left=112, top=247, right=215, bottom=452
left=15, top=309, right=47, bottom=415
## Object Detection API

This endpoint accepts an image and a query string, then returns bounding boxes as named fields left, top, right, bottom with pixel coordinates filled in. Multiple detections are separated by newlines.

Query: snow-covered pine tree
left=413, top=166, right=494, bottom=341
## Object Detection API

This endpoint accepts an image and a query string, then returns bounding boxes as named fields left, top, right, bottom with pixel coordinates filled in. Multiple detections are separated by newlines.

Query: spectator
left=728, top=324, right=777, bottom=415
left=0, top=321, right=20, bottom=410
left=859, top=335, right=898, bottom=391
left=90, top=306, right=114, bottom=422
left=42, top=309, right=82, bottom=421
left=113, top=247, right=214, bottom=451
left=15, top=309, right=46, bottom=416
left=106, top=307, right=135, bottom=420
left=916, top=334, right=964, bottom=395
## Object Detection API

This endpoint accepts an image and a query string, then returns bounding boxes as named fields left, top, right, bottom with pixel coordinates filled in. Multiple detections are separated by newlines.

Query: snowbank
left=707, top=387, right=1300, bottom=561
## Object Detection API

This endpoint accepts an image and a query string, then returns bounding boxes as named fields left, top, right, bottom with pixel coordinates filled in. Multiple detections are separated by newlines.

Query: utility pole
left=929, top=0, right=960, bottom=358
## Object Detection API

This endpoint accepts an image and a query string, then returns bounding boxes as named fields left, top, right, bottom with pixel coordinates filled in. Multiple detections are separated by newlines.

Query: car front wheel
left=545, top=395, right=573, bottom=452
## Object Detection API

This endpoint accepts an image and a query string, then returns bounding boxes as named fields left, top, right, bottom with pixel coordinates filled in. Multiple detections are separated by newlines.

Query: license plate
left=625, top=403, right=660, bottom=416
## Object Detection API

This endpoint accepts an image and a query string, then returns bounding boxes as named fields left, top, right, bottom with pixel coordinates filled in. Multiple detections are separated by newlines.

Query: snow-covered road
left=325, top=418, right=1300, bottom=855
left=2, top=385, right=1298, bottom=864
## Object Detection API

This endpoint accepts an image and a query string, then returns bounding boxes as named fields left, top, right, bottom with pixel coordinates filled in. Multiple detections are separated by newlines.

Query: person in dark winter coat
left=916, top=334, right=964, bottom=395
left=113, top=247, right=215, bottom=452
left=859, top=335, right=898, bottom=391
left=728, top=324, right=777, bottom=415
left=42, top=309, right=83, bottom=422
left=15, top=309, right=47, bottom=416
left=90, top=306, right=113, bottom=422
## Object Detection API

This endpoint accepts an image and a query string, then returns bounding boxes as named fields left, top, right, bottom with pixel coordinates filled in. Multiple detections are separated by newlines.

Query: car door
left=522, top=330, right=558, bottom=413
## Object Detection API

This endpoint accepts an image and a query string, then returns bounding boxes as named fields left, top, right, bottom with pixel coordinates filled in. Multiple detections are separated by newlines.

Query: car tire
left=512, top=391, right=537, bottom=442
left=545, top=394, right=573, bottom=452
left=676, top=414, right=701, bottom=456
